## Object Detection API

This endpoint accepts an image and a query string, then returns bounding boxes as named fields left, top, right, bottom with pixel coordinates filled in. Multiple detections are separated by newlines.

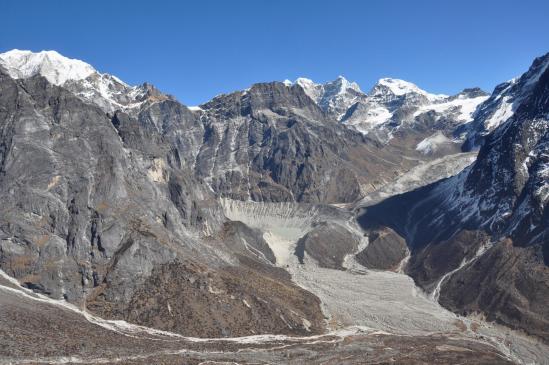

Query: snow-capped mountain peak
left=0, top=49, right=96, bottom=85
left=371, top=78, right=447, bottom=101
left=0, top=49, right=171, bottom=113
left=294, top=77, right=316, bottom=86
left=330, top=75, right=362, bottom=94
left=292, top=76, right=360, bottom=92
left=289, top=76, right=365, bottom=118
left=462, top=52, right=549, bottom=150
left=294, top=77, right=322, bottom=101
left=376, top=78, right=421, bottom=96
left=287, top=75, right=487, bottom=142
left=342, top=78, right=488, bottom=141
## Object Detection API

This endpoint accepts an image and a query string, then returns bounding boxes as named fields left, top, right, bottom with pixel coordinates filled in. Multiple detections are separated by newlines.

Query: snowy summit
left=0, top=49, right=170, bottom=112
left=0, top=49, right=96, bottom=85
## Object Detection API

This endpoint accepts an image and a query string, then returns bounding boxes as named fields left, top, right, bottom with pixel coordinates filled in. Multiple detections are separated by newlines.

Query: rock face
left=357, top=52, right=549, bottom=342
left=193, top=82, right=368, bottom=203
left=0, top=63, right=325, bottom=337
left=192, top=78, right=490, bottom=202
left=0, top=51, right=493, bottom=209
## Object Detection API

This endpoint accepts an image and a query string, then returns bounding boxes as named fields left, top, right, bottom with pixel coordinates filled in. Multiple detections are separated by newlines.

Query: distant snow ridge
left=413, top=93, right=490, bottom=123
left=0, top=49, right=160, bottom=112
left=0, top=49, right=95, bottom=85
left=344, top=80, right=488, bottom=139
left=285, top=74, right=488, bottom=140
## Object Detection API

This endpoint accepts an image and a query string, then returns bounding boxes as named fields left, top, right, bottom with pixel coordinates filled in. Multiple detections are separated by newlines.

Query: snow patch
left=415, top=132, right=452, bottom=154
left=485, top=96, right=515, bottom=130
left=413, top=95, right=489, bottom=123
left=343, top=106, right=393, bottom=132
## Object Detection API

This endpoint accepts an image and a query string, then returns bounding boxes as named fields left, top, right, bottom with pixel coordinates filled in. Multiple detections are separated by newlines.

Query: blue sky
left=2, top=0, right=548, bottom=105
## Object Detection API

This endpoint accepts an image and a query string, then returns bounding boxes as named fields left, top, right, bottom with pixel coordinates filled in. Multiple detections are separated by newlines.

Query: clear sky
left=2, top=0, right=548, bottom=105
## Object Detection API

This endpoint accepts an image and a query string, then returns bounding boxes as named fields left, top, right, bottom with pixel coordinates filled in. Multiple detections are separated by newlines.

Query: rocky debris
left=0, top=282, right=515, bottom=365
left=87, top=260, right=325, bottom=337
left=220, top=221, right=277, bottom=264
left=355, top=151, right=478, bottom=208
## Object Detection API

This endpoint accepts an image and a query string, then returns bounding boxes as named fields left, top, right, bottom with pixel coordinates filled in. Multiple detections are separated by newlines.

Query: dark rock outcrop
left=295, top=222, right=359, bottom=270
left=355, top=228, right=408, bottom=271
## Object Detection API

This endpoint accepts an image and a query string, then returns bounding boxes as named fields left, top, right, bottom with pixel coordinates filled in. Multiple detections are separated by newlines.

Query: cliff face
left=357, top=54, right=549, bottom=342
left=193, top=82, right=391, bottom=203
left=0, top=68, right=326, bottom=337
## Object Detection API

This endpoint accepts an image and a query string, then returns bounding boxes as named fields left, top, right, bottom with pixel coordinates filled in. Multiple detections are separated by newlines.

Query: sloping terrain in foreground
left=0, top=269, right=517, bottom=365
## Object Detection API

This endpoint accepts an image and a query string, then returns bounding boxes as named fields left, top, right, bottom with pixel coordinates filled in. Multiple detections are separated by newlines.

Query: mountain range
left=0, top=49, right=547, bottom=364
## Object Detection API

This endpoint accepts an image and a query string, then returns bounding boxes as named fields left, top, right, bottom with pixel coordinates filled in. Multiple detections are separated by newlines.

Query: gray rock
left=295, top=222, right=359, bottom=270
left=0, top=66, right=328, bottom=337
